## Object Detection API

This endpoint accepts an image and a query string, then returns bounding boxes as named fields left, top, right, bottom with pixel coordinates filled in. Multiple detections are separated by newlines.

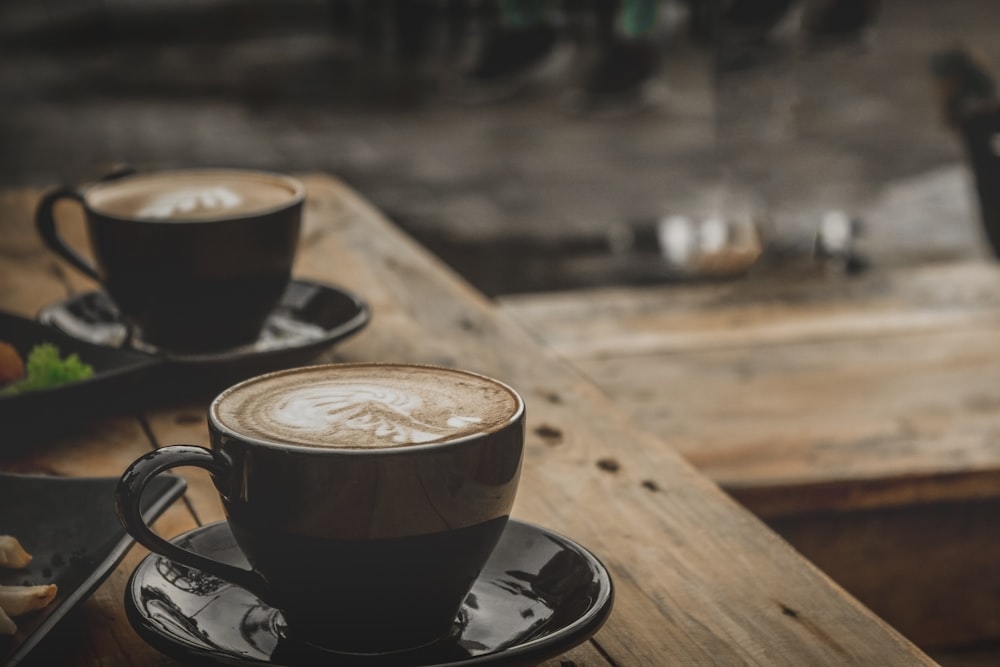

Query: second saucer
left=125, top=519, right=614, bottom=667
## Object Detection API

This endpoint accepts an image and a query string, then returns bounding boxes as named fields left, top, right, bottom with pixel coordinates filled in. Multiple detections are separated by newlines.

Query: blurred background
left=2, top=0, right=998, bottom=296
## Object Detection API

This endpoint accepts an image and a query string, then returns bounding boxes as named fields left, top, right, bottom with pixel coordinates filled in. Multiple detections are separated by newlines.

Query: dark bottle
left=932, top=47, right=1000, bottom=258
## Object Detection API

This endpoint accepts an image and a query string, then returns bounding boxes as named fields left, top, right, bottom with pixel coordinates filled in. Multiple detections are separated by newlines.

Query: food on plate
left=0, top=343, right=94, bottom=396
left=0, top=606, right=14, bottom=636
left=0, top=342, right=24, bottom=386
left=0, top=535, right=31, bottom=569
left=0, top=585, right=58, bottom=617
left=0, top=535, right=58, bottom=635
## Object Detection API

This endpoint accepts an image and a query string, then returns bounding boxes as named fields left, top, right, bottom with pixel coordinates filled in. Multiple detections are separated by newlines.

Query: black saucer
left=124, top=520, right=613, bottom=667
left=37, top=279, right=370, bottom=367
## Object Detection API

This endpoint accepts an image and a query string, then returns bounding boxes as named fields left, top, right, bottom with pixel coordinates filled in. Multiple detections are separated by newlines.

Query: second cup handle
left=35, top=167, right=137, bottom=282
left=115, top=445, right=274, bottom=603
left=35, top=187, right=100, bottom=281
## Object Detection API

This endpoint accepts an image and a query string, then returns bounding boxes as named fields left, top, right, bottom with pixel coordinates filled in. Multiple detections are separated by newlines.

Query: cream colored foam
left=213, top=365, right=521, bottom=449
left=87, top=170, right=301, bottom=221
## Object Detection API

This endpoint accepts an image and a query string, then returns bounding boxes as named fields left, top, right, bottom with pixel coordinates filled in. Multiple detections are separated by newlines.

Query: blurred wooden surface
left=0, top=176, right=933, bottom=665
left=500, top=260, right=1000, bottom=647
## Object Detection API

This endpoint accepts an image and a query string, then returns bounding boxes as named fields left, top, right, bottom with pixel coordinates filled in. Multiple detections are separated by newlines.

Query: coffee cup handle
left=35, top=186, right=100, bottom=281
left=115, top=445, right=274, bottom=602
left=35, top=166, right=138, bottom=281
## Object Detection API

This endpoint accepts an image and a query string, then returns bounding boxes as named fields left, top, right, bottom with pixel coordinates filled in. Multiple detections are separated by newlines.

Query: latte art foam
left=137, top=185, right=244, bottom=219
left=271, top=383, right=483, bottom=445
left=87, top=169, right=302, bottom=221
left=213, top=365, right=521, bottom=449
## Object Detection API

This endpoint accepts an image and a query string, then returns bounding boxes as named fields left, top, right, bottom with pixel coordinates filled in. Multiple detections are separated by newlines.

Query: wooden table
left=0, top=176, right=933, bottom=665
left=500, top=261, right=1000, bottom=650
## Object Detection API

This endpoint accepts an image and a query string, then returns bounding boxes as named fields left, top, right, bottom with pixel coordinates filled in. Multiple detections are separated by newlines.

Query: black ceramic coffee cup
left=35, top=168, right=304, bottom=352
left=116, top=363, right=525, bottom=654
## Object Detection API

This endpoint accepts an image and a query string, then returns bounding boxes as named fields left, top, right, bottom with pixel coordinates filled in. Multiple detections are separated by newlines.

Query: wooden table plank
left=498, top=261, right=1000, bottom=357
left=290, top=175, right=930, bottom=665
left=499, top=262, right=1000, bottom=647
left=566, top=326, right=1000, bottom=512
left=2, top=178, right=933, bottom=666
left=499, top=264, right=1000, bottom=512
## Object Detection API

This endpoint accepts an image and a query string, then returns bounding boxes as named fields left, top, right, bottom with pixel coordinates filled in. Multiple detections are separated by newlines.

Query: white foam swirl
left=214, top=365, right=520, bottom=449
left=270, top=383, right=483, bottom=446
left=137, top=185, right=243, bottom=219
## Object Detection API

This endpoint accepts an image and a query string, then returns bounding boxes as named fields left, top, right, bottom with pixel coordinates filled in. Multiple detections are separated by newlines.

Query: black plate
left=0, top=311, right=161, bottom=449
left=0, top=280, right=369, bottom=448
left=125, top=519, right=614, bottom=667
left=0, top=472, right=187, bottom=667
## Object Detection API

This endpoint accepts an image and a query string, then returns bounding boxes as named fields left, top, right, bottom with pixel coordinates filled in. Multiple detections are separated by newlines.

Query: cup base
left=130, top=323, right=264, bottom=354
left=224, top=514, right=511, bottom=658
left=274, top=612, right=464, bottom=658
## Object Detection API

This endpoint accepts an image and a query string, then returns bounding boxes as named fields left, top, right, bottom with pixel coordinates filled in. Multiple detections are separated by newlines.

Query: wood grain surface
left=499, top=261, right=1000, bottom=648
left=0, top=177, right=933, bottom=665
left=499, top=263, right=1000, bottom=514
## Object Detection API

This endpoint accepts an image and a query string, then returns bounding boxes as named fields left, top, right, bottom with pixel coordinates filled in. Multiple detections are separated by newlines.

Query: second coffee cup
left=35, top=168, right=304, bottom=352
left=116, top=363, right=525, bottom=654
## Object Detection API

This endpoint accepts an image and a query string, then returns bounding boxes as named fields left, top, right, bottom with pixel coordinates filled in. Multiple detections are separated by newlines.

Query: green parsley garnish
left=0, top=343, right=94, bottom=395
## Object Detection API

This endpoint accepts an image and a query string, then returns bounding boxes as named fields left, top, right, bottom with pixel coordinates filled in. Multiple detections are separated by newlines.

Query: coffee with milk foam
left=213, top=365, right=521, bottom=449
left=88, top=170, right=302, bottom=221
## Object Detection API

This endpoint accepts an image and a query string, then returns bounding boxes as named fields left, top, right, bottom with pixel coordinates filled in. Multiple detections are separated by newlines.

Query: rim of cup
left=208, top=362, right=526, bottom=455
left=84, top=168, right=306, bottom=223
